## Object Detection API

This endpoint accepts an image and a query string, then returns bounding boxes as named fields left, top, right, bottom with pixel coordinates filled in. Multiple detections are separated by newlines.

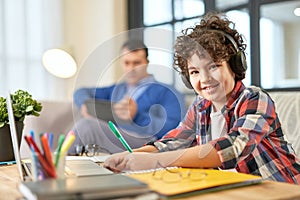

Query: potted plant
left=0, top=90, right=42, bottom=162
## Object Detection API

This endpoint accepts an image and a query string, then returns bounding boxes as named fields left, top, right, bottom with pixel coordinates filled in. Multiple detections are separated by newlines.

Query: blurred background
left=1, top=0, right=300, bottom=101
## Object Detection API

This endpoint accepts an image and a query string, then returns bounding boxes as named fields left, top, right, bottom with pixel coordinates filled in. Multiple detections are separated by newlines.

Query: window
left=225, top=10, right=250, bottom=86
left=260, top=1, right=300, bottom=89
left=143, top=0, right=206, bottom=93
left=0, top=0, right=63, bottom=99
left=129, top=0, right=300, bottom=92
left=130, top=0, right=250, bottom=95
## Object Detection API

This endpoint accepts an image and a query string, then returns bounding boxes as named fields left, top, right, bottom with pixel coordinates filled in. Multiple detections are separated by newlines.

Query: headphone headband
left=205, top=29, right=240, bottom=53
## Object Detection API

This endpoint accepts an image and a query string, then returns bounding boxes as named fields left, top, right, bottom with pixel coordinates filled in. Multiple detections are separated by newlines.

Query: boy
left=104, top=13, right=300, bottom=184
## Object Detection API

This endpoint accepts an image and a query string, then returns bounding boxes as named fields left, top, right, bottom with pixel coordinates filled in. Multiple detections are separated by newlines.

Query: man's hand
left=80, top=104, right=94, bottom=118
left=113, top=96, right=137, bottom=121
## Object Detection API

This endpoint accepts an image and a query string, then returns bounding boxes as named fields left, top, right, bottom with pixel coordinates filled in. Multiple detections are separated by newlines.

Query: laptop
left=6, top=93, right=113, bottom=182
left=6, top=93, right=31, bottom=181
left=19, top=172, right=151, bottom=200
left=84, top=99, right=117, bottom=123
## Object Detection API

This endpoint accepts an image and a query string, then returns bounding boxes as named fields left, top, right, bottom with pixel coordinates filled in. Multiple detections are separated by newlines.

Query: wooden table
left=1, top=164, right=300, bottom=200
left=0, top=165, right=23, bottom=200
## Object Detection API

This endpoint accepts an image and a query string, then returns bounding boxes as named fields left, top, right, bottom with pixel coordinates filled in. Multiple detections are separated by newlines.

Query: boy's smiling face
left=188, top=53, right=236, bottom=111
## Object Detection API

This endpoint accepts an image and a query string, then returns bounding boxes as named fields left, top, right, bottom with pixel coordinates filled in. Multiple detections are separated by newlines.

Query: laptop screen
left=6, top=93, right=26, bottom=181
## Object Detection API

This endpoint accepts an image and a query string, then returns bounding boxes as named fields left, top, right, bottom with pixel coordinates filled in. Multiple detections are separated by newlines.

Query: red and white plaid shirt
left=150, top=81, right=300, bottom=184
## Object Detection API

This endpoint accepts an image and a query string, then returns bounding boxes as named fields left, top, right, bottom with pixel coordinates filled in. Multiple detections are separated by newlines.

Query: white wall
left=284, top=22, right=300, bottom=79
left=58, top=0, right=127, bottom=100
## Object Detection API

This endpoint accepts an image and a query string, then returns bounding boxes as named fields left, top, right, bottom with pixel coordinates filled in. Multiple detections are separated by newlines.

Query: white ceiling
left=217, top=0, right=300, bottom=23
left=261, top=1, right=300, bottom=23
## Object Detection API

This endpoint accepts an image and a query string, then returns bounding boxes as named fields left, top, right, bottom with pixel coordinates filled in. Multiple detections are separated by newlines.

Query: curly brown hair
left=174, top=12, right=247, bottom=81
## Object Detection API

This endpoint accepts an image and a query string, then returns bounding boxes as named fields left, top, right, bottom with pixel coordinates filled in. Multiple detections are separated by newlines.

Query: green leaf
left=0, top=89, right=42, bottom=127
left=25, top=105, right=34, bottom=112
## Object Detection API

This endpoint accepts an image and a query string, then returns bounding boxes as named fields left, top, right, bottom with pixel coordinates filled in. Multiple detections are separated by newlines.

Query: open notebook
left=126, top=167, right=263, bottom=197
left=6, top=93, right=113, bottom=182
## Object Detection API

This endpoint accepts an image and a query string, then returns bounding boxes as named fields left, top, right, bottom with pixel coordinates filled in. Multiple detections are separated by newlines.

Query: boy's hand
left=103, top=151, right=130, bottom=172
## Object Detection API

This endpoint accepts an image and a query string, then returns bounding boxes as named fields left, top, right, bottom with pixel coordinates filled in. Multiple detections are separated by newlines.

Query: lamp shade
left=42, top=48, right=77, bottom=78
left=294, top=7, right=300, bottom=16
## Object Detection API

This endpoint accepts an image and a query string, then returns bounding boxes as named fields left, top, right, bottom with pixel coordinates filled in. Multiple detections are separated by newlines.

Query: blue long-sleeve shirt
left=73, top=77, right=186, bottom=139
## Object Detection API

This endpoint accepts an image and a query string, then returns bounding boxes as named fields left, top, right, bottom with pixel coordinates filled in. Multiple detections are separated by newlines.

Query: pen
left=29, top=130, right=35, bottom=141
left=48, top=132, right=54, bottom=150
left=41, top=134, right=56, bottom=173
left=60, top=133, right=76, bottom=156
left=108, top=121, right=133, bottom=153
left=63, top=130, right=75, bottom=144
left=28, top=130, right=39, bottom=180
left=24, top=135, right=56, bottom=178
left=54, top=134, right=65, bottom=168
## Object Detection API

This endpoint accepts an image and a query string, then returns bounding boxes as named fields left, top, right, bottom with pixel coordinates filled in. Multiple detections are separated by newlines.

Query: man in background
left=69, top=40, right=186, bottom=154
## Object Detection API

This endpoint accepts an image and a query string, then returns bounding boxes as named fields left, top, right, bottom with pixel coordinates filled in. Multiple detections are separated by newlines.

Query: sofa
left=268, top=91, right=300, bottom=158
left=20, top=92, right=300, bottom=158
left=20, top=101, right=79, bottom=158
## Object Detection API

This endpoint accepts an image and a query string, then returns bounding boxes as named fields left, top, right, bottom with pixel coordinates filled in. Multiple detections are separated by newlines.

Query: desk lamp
left=42, top=48, right=77, bottom=78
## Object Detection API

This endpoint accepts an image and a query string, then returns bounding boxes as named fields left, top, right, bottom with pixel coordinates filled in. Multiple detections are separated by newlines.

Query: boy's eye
left=209, top=64, right=217, bottom=70
left=209, top=62, right=223, bottom=70
left=189, top=70, right=199, bottom=75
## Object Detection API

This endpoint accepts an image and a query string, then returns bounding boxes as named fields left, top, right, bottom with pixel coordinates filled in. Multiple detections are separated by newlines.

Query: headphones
left=180, top=29, right=247, bottom=89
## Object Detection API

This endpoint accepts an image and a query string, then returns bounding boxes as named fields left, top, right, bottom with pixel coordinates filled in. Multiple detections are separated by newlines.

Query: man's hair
left=174, top=12, right=247, bottom=81
left=121, top=39, right=149, bottom=58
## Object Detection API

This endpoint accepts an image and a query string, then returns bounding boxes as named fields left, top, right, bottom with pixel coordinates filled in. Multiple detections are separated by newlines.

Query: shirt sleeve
left=73, top=85, right=117, bottom=108
left=121, top=84, right=187, bottom=139
left=73, top=88, right=97, bottom=108
left=209, top=87, right=279, bottom=169
left=148, top=98, right=199, bottom=151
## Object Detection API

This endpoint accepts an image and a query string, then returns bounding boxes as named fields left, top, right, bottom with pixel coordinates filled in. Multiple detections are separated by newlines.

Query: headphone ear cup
left=239, top=51, right=247, bottom=71
left=229, top=51, right=247, bottom=73
left=181, top=73, right=193, bottom=89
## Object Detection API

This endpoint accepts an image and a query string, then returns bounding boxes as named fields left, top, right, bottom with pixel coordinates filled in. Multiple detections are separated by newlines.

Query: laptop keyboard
left=20, top=159, right=113, bottom=179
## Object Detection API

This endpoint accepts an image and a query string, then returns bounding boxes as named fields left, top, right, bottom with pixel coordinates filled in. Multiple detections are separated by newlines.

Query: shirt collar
left=126, top=75, right=155, bottom=89
left=225, top=81, right=245, bottom=109
left=126, top=75, right=155, bottom=99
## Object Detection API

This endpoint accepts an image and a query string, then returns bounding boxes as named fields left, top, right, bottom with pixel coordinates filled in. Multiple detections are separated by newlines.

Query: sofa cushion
left=20, top=101, right=76, bottom=158
left=269, top=91, right=300, bottom=158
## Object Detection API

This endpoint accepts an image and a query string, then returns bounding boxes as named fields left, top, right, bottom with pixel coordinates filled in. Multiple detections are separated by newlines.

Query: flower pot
left=0, top=122, right=23, bottom=162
